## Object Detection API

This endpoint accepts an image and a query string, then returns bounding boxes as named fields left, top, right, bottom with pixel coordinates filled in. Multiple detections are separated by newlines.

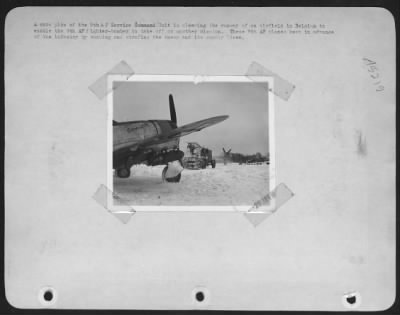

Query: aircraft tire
left=162, top=166, right=182, bottom=183
left=117, top=168, right=130, bottom=178
left=211, top=160, right=216, bottom=168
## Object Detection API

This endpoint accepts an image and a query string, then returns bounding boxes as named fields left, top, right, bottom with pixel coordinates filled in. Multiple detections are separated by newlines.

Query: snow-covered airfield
left=113, top=162, right=270, bottom=206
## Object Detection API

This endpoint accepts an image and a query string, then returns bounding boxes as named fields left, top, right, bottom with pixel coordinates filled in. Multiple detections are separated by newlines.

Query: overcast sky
left=113, top=81, right=269, bottom=156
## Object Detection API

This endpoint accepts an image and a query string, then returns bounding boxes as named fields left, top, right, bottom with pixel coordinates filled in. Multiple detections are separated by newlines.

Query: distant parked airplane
left=222, top=147, right=232, bottom=165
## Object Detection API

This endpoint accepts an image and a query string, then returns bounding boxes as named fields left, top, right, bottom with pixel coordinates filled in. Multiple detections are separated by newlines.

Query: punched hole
left=43, top=290, right=53, bottom=302
left=346, top=295, right=356, bottom=305
left=195, top=291, right=205, bottom=302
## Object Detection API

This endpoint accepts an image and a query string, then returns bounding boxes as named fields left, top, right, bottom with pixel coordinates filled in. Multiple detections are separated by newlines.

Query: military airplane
left=222, top=147, right=232, bottom=165
left=113, top=94, right=229, bottom=182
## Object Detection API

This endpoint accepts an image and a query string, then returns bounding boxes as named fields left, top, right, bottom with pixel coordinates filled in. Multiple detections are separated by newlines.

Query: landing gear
left=162, top=160, right=183, bottom=183
left=116, top=168, right=130, bottom=178
left=162, top=166, right=182, bottom=182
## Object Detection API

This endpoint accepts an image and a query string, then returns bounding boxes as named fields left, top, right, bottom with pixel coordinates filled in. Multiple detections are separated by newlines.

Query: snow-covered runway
left=113, top=163, right=270, bottom=206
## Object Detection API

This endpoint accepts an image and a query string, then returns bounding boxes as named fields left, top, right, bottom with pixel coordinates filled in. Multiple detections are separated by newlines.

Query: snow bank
left=113, top=163, right=270, bottom=206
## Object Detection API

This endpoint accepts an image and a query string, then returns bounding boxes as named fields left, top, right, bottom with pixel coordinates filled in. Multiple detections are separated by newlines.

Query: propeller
left=223, top=148, right=231, bottom=155
left=169, top=94, right=177, bottom=126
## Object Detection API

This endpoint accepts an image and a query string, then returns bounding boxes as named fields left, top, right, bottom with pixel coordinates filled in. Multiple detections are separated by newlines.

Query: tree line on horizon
left=222, top=149, right=269, bottom=164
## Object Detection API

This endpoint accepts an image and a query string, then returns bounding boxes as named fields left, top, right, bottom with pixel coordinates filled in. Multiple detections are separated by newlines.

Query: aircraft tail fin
left=169, top=94, right=177, bottom=126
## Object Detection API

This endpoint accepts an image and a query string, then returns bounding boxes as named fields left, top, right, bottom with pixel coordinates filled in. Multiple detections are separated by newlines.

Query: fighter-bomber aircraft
left=113, top=94, right=228, bottom=182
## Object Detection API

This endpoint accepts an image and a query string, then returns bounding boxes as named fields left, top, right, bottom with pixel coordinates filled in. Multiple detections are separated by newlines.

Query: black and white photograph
left=109, top=76, right=274, bottom=207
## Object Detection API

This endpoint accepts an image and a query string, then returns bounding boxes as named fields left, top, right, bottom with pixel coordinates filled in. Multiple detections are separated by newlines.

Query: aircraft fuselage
left=113, top=119, right=181, bottom=171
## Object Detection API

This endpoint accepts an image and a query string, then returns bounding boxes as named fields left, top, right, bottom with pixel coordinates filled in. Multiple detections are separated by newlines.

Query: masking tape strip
left=246, top=62, right=296, bottom=101
left=88, top=60, right=134, bottom=99
left=93, top=184, right=136, bottom=224
left=244, top=183, right=294, bottom=227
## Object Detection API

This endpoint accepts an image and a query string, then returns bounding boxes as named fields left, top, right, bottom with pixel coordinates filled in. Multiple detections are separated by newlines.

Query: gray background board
left=4, top=7, right=396, bottom=310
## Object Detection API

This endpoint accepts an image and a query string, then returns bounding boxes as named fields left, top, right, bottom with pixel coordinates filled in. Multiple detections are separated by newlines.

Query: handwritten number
left=363, top=58, right=384, bottom=93
left=363, top=58, right=376, bottom=66
left=370, top=73, right=379, bottom=79
left=368, top=65, right=378, bottom=72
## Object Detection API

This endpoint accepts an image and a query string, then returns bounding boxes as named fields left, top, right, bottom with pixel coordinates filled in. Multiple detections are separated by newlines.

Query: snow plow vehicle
left=182, top=142, right=216, bottom=170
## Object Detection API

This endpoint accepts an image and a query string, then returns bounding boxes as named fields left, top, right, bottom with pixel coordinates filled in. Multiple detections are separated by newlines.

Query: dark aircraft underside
left=114, top=147, right=184, bottom=182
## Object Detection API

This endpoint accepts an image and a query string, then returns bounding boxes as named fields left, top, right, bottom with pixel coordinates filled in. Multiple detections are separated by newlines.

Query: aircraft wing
left=115, top=115, right=229, bottom=152
left=162, top=115, right=229, bottom=139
